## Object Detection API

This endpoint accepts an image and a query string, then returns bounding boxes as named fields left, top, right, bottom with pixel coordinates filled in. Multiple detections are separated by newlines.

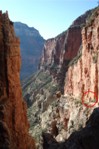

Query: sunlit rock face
left=64, top=8, right=99, bottom=101
left=0, top=11, right=35, bottom=149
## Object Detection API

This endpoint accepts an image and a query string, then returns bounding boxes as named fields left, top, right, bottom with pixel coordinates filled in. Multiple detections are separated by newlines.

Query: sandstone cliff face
left=41, top=27, right=81, bottom=67
left=0, top=11, right=35, bottom=149
left=64, top=8, right=99, bottom=101
left=40, top=26, right=82, bottom=67
left=40, top=10, right=92, bottom=92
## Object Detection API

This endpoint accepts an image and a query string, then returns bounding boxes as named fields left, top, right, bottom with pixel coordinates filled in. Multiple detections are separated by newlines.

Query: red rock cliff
left=64, top=8, right=99, bottom=100
left=0, top=11, right=35, bottom=149
left=40, top=10, right=92, bottom=92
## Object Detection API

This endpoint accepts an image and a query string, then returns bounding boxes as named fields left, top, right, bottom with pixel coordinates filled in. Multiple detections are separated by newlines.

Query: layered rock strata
left=40, top=10, right=92, bottom=92
left=64, top=7, right=99, bottom=101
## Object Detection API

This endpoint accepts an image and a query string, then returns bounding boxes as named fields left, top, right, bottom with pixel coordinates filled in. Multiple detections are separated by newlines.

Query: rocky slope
left=42, top=107, right=99, bottom=149
left=14, top=22, right=45, bottom=80
left=0, top=11, right=35, bottom=149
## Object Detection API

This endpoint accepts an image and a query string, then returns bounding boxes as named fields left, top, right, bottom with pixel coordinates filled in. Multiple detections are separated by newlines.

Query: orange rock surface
left=64, top=8, right=99, bottom=101
left=0, top=11, right=35, bottom=149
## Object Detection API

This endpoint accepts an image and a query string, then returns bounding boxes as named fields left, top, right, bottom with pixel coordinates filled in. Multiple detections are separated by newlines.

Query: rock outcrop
left=43, top=107, right=99, bottom=149
left=64, top=7, right=99, bottom=101
left=0, top=11, right=35, bottom=149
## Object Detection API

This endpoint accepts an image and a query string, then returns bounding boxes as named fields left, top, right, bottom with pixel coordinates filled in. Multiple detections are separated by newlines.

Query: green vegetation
left=86, top=7, right=99, bottom=27
left=22, top=69, right=59, bottom=108
left=50, top=63, right=59, bottom=73
left=92, top=52, right=98, bottom=63
left=22, top=70, right=52, bottom=96
left=22, top=71, right=40, bottom=93
left=75, top=99, right=82, bottom=106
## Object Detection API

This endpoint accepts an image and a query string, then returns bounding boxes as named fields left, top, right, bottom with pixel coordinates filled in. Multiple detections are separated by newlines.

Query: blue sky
left=1, top=0, right=98, bottom=39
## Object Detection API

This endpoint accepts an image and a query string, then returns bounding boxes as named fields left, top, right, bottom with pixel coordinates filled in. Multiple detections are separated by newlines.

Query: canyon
left=23, top=7, right=99, bottom=149
left=0, top=6, right=99, bottom=149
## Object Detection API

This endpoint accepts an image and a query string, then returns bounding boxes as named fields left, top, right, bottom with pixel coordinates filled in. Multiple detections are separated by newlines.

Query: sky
left=0, top=0, right=98, bottom=39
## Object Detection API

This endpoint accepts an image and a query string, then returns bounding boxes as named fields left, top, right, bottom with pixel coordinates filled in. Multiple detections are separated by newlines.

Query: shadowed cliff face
left=14, top=22, right=45, bottom=80
left=0, top=11, right=35, bottom=149
left=64, top=7, right=99, bottom=100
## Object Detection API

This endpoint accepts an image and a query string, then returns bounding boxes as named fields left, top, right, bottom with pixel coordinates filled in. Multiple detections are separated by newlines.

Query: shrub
left=92, top=53, right=98, bottom=63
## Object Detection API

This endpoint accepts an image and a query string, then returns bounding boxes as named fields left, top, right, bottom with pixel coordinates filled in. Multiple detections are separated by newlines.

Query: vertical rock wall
left=0, top=11, right=35, bottom=149
left=64, top=8, right=99, bottom=101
